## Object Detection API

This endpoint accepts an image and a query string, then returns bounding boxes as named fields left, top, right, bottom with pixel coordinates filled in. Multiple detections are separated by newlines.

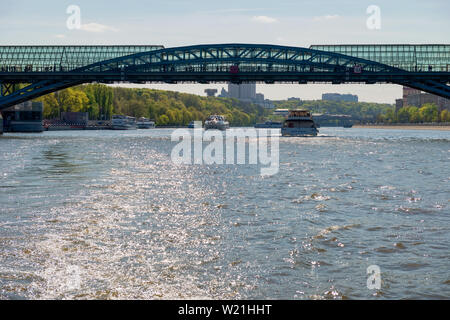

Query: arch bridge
left=0, top=44, right=449, bottom=110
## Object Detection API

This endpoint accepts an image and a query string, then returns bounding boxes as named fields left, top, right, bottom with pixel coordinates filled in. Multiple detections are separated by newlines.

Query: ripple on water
left=1, top=129, right=450, bottom=299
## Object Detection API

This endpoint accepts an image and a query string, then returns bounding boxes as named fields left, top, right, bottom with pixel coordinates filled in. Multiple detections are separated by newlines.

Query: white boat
left=281, top=110, right=319, bottom=137
left=136, top=117, right=155, bottom=129
left=204, top=115, right=230, bottom=131
left=111, top=115, right=137, bottom=130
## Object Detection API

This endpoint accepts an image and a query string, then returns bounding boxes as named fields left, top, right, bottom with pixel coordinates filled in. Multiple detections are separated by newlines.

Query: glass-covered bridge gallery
left=310, top=44, right=450, bottom=72
left=2, top=44, right=447, bottom=73
left=0, top=43, right=449, bottom=111
left=0, top=45, right=164, bottom=72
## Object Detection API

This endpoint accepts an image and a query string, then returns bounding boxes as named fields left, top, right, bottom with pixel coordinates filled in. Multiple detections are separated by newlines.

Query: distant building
left=407, top=93, right=450, bottom=111
left=401, top=86, right=450, bottom=111
left=288, top=97, right=302, bottom=102
left=204, top=88, right=218, bottom=97
left=261, top=100, right=276, bottom=109
left=255, top=93, right=265, bottom=103
left=228, top=83, right=256, bottom=101
left=219, top=84, right=273, bottom=109
left=402, top=87, right=421, bottom=107
left=1, top=101, right=43, bottom=132
left=322, top=93, right=359, bottom=103
left=219, top=87, right=228, bottom=98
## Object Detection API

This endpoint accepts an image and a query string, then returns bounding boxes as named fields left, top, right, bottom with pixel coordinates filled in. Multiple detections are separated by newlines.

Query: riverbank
left=354, top=124, right=450, bottom=131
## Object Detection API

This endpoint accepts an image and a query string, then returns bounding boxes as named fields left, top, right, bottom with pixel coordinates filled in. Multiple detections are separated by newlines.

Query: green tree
left=397, top=107, right=410, bottom=123
left=384, top=108, right=397, bottom=123
left=57, top=88, right=89, bottom=113
left=441, top=109, right=450, bottom=122
left=407, top=106, right=420, bottom=123
left=419, top=104, right=439, bottom=123
left=36, top=93, right=59, bottom=119
left=158, top=114, right=169, bottom=126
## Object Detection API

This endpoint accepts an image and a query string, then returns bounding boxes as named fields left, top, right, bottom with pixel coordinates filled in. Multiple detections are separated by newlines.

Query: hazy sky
left=1, top=0, right=449, bottom=103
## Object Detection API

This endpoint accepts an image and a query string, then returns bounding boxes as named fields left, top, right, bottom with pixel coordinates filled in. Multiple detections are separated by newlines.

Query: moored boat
left=111, top=115, right=137, bottom=130
left=136, top=117, right=155, bottom=129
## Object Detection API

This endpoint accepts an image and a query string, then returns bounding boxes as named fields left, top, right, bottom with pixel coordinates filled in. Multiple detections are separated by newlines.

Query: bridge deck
left=0, top=45, right=164, bottom=72
left=310, top=44, right=450, bottom=72
left=0, top=44, right=449, bottom=110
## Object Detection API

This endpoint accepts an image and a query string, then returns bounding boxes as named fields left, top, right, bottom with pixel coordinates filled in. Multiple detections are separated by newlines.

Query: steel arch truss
left=79, top=44, right=400, bottom=74
left=0, top=80, right=83, bottom=109
left=1, top=44, right=450, bottom=110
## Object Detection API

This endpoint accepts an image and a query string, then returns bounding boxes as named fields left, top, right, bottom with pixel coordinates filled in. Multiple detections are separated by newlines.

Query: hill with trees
left=35, top=85, right=450, bottom=126
left=36, top=84, right=269, bottom=127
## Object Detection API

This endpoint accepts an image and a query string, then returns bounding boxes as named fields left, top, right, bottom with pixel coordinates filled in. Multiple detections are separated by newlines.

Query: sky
left=1, top=0, right=449, bottom=103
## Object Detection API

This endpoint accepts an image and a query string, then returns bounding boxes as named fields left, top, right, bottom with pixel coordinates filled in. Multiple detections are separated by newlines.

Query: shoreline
left=354, top=124, right=450, bottom=131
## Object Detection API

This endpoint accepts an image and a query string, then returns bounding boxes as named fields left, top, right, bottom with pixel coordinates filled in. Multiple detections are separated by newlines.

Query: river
left=0, top=128, right=449, bottom=299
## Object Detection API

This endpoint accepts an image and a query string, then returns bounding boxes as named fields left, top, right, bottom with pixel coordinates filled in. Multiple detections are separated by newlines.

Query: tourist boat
left=136, top=117, right=155, bottom=129
left=204, top=115, right=230, bottom=131
left=281, top=110, right=319, bottom=137
left=254, top=121, right=283, bottom=129
left=111, top=115, right=137, bottom=130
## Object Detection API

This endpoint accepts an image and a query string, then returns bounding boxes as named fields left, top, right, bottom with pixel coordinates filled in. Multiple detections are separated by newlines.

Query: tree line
left=272, top=99, right=394, bottom=122
left=36, top=84, right=269, bottom=126
left=378, top=104, right=450, bottom=123
left=35, top=84, right=450, bottom=125
left=273, top=99, right=450, bottom=123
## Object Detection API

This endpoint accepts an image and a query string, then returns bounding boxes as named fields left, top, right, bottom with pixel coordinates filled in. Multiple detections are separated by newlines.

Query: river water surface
left=0, top=128, right=449, bottom=299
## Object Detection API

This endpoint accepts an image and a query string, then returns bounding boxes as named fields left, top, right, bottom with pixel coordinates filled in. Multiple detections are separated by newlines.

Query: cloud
left=251, top=16, right=278, bottom=24
left=80, top=23, right=118, bottom=33
left=198, top=8, right=268, bottom=14
left=313, top=14, right=340, bottom=21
